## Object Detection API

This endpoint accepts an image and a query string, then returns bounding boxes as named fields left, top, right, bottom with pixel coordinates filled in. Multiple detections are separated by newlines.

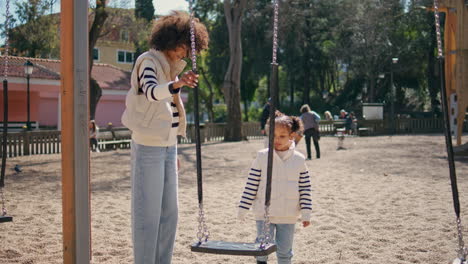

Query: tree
left=8, top=0, right=59, bottom=58
left=88, top=0, right=109, bottom=120
left=135, top=0, right=154, bottom=22
left=223, top=0, right=247, bottom=141
left=134, top=0, right=154, bottom=59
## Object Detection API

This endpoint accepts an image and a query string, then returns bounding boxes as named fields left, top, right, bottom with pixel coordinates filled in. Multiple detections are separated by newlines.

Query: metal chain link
left=433, top=0, right=443, bottom=58
left=434, top=0, right=467, bottom=260
left=257, top=206, right=272, bottom=248
left=456, top=217, right=468, bottom=260
left=196, top=203, right=210, bottom=243
left=189, top=0, right=209, bottom=244
left=1, top=0, right=11, bottom=216
left=189, top=0, right=197, bottom=72
left=271, top=0, right=279, bottom=65
left=1, top=188, right=6, bottom=216
left=3, top=0, right=11, bottom=79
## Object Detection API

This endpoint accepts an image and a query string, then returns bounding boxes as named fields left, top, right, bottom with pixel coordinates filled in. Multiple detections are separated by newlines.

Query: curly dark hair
left=276, top=115, right=304, bottom=135
left=149, top=11, right=209, bottom=52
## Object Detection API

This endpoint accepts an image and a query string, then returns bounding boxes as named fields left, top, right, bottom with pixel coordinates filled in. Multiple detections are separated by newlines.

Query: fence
left=0, top=118, right=460, bottom=157
left=0, top=130, right=61, bottom=157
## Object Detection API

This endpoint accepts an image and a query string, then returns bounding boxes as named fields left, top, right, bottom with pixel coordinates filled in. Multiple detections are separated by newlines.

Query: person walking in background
left=121, top=11, right=209, bottom=264
left=345, top=111, right=357, bottom=135
left=300, top=104, right=321, bottom=160
left=89, top=120, right=99, bottom=152
left=260, top=98, right=271, bottom=135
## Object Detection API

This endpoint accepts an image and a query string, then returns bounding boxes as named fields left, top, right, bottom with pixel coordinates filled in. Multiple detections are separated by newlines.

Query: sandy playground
left=1, top=134, right=468, bottom=264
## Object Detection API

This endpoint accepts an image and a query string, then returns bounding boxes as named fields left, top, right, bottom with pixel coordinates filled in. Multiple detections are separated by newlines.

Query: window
left=93, top=48, right=99, bottom=61
left=120, top=30, right=130, bottom=42
left=117, top=50, right=135, bottom=64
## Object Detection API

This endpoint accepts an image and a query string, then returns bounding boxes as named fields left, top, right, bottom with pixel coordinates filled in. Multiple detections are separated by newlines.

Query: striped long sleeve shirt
left=137, top=59, right=180, bottom=130
left=138, top=59, right=181, bottom=102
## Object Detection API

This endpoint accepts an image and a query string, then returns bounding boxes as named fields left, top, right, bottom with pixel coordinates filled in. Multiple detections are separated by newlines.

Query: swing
left=189, top=0, right=280, bottom=256
left=433, top=1, right=467, bottom=263
left=1, top=0, right=13, bottom=223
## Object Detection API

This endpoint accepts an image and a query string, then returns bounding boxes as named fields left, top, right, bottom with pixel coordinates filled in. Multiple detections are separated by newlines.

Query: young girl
left=89, top=120, right=99, bottom=152
left=238, top=114, right=312, bottom=264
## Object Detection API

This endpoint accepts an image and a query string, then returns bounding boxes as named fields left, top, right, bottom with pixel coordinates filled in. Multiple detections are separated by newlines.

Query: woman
left=89, top=120, right=99, bottom=152
left=300, top=104, right=321, bottom=160
left=121, top=11, right=209, bottom=264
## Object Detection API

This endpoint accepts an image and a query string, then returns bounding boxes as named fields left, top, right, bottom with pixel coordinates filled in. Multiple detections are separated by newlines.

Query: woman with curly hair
left=121, top=11, right=209, bottom=264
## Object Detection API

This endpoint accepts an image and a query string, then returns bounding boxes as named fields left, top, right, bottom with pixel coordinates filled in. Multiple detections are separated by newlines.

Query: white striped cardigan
left=121, top=49, right=187, bottom=146
left=238, top=145, right=312, bottom=224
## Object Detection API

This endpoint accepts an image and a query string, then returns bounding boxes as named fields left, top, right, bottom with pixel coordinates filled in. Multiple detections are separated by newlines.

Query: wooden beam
left=60, top=0, right=91, bottom=263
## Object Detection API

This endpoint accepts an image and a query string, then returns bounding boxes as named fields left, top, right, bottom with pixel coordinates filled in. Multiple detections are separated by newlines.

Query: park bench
left=358, top=127, right=373, bottom=136
left=97, top=125, right=131, bottom=151
left=0, top=121, right=39, bottom=131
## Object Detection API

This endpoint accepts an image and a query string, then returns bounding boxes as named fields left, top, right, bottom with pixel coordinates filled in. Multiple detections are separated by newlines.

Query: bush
left=213, top=104, right=227, bottom=123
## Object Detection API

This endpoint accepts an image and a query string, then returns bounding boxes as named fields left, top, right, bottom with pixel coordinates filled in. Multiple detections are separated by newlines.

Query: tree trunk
left=368, top=75, right=376, bottom=103
left=289, top=74, right=294, bottom=112
left=88, top=1, right=108, bottom=120
left=303, top=71, right=310, bottom=105
left=223, top=0, right=247, bottom=141
left=199, top=67, right=215, bottom=123
left=243, top=99, right=249, bottom=122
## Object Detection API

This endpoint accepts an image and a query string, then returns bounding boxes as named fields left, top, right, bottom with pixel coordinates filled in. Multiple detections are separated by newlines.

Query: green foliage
left=247, top=104, right=263, bottom=122
left=7, top=0, right=59, bottom=58
left=213, top=104, right=227, bottom=123
left=135, top=0, right=154, bottom=22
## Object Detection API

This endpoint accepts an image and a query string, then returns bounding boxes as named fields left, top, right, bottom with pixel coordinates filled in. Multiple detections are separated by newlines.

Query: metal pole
left=390, top=70, right=395, bottom=134
left=26, top=74, right=31, bottom=131
left=1, top=80, right=8, bottom=188
left=265, top=64, right=278, bottom=206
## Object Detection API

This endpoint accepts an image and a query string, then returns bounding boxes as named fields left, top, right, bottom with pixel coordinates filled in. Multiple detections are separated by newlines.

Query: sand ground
left=1, top=134, right=468, bottom=264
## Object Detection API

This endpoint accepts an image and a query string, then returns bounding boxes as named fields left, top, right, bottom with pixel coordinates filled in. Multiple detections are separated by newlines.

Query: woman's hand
left=174, top=71, right=198, bottom=89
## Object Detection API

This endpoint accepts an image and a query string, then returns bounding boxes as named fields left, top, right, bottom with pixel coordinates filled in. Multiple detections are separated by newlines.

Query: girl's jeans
left=131, top=142, right=178, bottom=264
left=256, top=221, right=295, bottom=264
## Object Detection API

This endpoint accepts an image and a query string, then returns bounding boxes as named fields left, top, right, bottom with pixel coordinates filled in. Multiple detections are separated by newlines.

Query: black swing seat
left=0, top=215, right=13, bottom=223
left=191, top=240, right=277, bottom=256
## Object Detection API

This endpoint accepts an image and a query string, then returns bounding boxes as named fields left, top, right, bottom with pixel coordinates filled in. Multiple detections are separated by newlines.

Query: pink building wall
left=0, top=82, right=43, bottom=123
left=1, top=79, right=127, bottom=128
left=95, top=94, right=126, bottom=127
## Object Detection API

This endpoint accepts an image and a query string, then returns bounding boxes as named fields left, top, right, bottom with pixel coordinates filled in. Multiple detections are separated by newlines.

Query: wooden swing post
left=60, top=0, right=91, bottom=263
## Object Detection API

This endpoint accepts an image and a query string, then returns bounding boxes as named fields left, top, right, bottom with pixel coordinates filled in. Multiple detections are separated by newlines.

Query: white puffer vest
left=121, top=49, right=187, bottom=146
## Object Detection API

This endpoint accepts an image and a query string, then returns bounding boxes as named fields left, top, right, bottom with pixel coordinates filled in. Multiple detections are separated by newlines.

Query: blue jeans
left=256, top=221, right=295, bottom=264
left=131, top=142, right=178, bottom=264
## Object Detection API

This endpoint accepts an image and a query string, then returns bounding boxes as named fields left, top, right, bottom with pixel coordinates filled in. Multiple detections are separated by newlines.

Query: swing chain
left=434, top=0, right=467, bottom=260
left=196, top=203, right=210, bottom=243
left=433, top=0, right=443, bottom=58
left=258, top=206, right=272, bottom=248
left=271, top=0, right=279, bottom=65
left=1, top=188, right=7, bottom=216
left=456, top=217, right=468, bottom=260
left=4, top=0, right=11, bottom=79
left=189, top=0, right=197, bottom=72
left=1, top=0, right=10, bottom=216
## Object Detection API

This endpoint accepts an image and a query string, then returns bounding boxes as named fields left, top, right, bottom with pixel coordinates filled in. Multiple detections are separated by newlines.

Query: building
left=91, top=8, right=138, bottom=71
left=0, top=56, right=130, bottom=128
left=7, top=8, right=139, bottom=71
left=0, top=55, right=190, bottom=130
